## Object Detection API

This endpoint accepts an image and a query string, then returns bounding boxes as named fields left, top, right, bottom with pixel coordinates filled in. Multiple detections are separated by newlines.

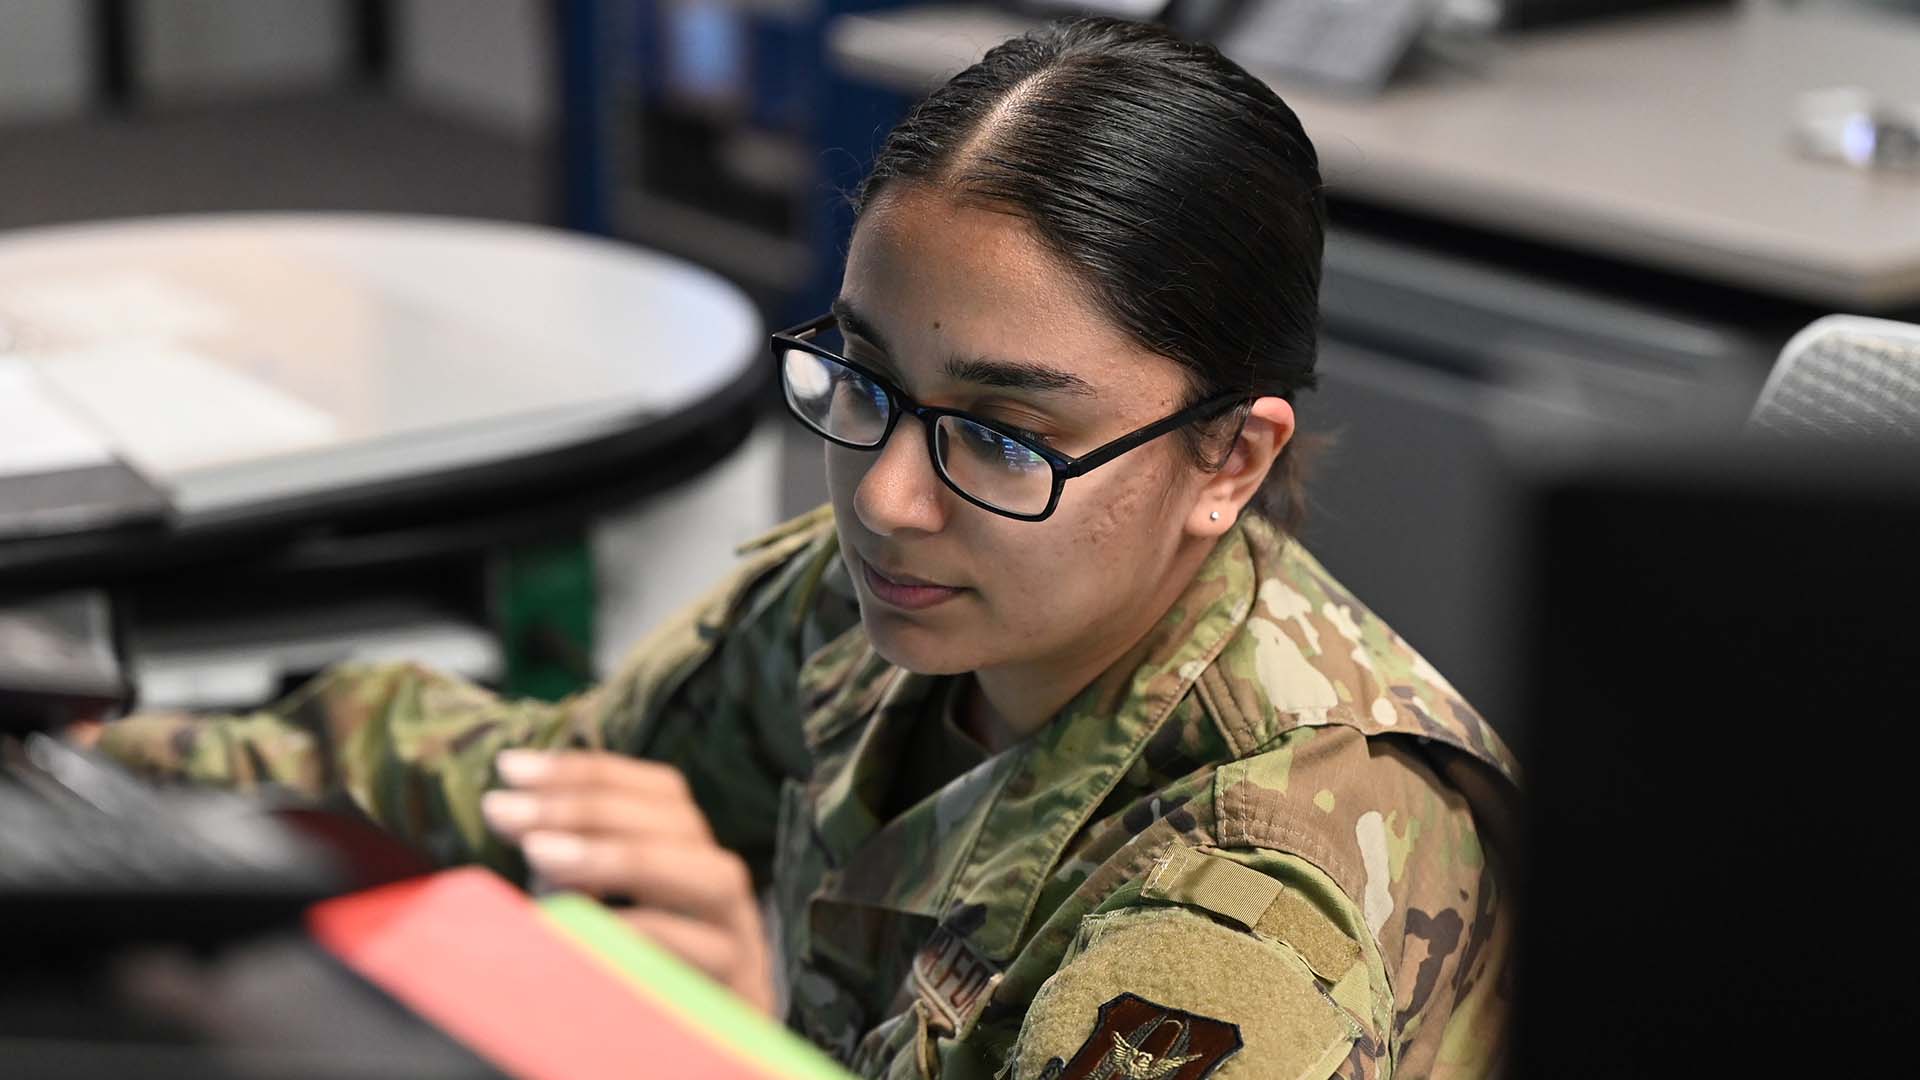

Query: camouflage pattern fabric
left=99, top=505, right=1519, bottom=1079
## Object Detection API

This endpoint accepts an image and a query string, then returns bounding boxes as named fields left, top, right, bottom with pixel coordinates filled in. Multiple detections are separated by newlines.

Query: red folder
left=308, top=868, right=778, bottom=1080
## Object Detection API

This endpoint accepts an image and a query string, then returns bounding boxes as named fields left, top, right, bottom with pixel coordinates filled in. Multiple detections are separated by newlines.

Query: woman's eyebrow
left=941, top=356, right=1096, bottom=397
left=831, top=297, right=1095, bottom=397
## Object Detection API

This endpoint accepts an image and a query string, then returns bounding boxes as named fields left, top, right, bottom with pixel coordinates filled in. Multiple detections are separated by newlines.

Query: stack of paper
left=0, top=358, right=168, bottom=540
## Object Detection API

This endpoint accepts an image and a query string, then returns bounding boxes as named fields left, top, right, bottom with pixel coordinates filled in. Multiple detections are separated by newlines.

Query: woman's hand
left=481, top=750, right=776, bottom=1014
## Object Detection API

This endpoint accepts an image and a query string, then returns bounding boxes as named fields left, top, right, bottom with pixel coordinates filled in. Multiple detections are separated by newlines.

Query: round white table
left=0, top=214, right=778, bottom=705
left=0, top=214, right=767, bottom=578
left=0, top=213, right=762, bottom=521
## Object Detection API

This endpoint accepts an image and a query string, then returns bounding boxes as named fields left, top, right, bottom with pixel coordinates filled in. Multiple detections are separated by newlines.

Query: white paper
left=0, top=358, right=117, bottom=477
left=2, top=273, right=231, bottom=346
left=30, top=343, right=337, bottom=475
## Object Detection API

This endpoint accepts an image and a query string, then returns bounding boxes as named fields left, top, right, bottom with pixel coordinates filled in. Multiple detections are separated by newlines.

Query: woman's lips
left=860, top=556, right=964, bottom=611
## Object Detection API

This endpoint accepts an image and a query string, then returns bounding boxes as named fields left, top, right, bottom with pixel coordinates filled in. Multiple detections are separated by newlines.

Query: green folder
left=537, top=892, right=857, bottom=1080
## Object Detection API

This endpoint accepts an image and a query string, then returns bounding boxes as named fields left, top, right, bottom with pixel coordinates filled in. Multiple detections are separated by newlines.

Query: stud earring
left=1209, top=511, right=1221, bottom=521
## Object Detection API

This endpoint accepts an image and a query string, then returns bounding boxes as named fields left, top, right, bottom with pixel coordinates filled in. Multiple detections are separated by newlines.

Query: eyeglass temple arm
left=1060, top=394, right=1249, bottom=479
left=775, top=313, right=838, bottom=342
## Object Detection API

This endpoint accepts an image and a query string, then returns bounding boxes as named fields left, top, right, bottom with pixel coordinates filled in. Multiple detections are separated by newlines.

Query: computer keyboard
left=0, top=735, right=494, bottom=1076
left=1, top=734, right=350, bottom=956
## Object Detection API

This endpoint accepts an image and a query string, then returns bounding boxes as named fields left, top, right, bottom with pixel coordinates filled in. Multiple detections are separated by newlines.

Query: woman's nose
left=852, top=413, right=949, bottom=538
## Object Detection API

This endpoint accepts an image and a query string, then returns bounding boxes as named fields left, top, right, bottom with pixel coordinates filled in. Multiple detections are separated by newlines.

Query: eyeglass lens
left=779, top=344, right=1056, bottom=516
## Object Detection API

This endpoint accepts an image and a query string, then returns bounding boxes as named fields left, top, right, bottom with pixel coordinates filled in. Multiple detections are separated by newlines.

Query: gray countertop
left=829, top=2, right=1920, bottom=309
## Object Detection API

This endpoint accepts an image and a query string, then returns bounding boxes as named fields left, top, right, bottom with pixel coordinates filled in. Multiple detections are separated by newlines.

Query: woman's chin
left=862, top=613, right=981, bottom=676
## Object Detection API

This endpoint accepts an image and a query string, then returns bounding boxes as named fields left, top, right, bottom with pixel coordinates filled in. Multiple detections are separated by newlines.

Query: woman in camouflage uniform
left=100, top=18, right=1519, bottom=1080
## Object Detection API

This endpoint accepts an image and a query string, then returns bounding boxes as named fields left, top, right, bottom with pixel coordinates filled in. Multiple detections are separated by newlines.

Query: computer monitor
left=1510, top=435, right=1920, bottom=1076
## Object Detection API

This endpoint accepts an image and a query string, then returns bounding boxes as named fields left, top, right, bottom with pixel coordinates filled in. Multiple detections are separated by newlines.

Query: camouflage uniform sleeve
left=1207, top=726, right=1514, bottom=1080
left=596, top=505, right=854, bottom=883
left=999, top=845, right=1387, bottom=1080
left=97, top=506, right=848, bottom=880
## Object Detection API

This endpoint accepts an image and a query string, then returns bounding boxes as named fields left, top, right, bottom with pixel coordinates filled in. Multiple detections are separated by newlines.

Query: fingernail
left=496, top=750, right=550, bottom=786
left=523, top=831, right=586, bottom=870
left=481, top=791, right=538, bottom=832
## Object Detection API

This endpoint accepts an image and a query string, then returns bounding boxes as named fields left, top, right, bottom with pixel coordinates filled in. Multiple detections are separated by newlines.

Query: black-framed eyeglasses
left=773, top=313, right=1248, bottom=522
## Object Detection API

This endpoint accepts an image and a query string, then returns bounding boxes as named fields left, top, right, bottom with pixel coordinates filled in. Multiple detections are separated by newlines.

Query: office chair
left=1749, top=315, right=1920, bottom=440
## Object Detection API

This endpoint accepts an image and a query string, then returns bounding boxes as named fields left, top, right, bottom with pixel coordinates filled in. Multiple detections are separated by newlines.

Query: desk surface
left=0, top=215, right=761, bottom=525
left=829, top=3, right=1920, bottom=309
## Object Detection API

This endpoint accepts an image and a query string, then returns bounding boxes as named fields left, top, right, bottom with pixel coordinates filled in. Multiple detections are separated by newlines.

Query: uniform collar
left=797, top=523, right=1258, bottom=962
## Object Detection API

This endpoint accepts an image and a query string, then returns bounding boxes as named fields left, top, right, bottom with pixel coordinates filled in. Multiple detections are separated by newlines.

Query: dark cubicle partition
left=1510, top=437, right=1920, bottom=1077
left=1298, top=230, right=1769, bottom=747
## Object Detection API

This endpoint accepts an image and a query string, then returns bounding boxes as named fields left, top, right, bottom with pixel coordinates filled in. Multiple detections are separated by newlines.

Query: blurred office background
left=3, top=0, right=1918, bottom=751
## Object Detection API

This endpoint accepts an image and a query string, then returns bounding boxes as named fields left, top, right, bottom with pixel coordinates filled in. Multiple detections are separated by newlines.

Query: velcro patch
left=1053, top=993, right=1241, bottom=1080
left=1142, top=846, right=1362, bottom=984
left=1004, top=907, right=1356, bottom=1080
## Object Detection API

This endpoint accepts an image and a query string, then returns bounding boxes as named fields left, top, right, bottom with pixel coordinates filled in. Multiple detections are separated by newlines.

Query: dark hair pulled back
left=853, top=16, right=1327, bottom=529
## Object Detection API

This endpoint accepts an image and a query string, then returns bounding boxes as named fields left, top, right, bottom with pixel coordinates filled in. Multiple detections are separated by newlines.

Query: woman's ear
left=1186, top=396, right=1295, bottom=537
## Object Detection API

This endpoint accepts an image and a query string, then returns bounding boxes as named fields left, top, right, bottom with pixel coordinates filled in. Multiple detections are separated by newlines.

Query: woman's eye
left=969, top=422, right=1034, bottom=447
left=959, top=423, right=1048, bottom=471
left=981, top=417, right=1052, bottom=447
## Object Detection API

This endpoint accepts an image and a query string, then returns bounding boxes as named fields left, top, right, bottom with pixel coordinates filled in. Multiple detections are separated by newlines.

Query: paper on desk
left=29, top=343, right=337, bottom=475
left=0, top=358, right=117, bottom=477
left=0, top=272, right=231, bottom=348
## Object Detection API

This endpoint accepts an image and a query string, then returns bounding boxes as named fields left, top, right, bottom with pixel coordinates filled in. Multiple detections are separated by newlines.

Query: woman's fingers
left=497, top=750, right=692, bottom=802
left=521, top=831, right=752, bottom=923
left=487, top=750, right=775, bottom=1014
left=481, top=787, right=708, bottom=841
left=483, top=750, right=712, bottom=842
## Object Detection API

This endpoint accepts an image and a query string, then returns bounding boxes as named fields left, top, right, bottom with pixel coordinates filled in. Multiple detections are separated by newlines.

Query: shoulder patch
left=1054, top=993, right=1240, bottom=1080
left=1006, top=907, right=1355, bottom=1080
